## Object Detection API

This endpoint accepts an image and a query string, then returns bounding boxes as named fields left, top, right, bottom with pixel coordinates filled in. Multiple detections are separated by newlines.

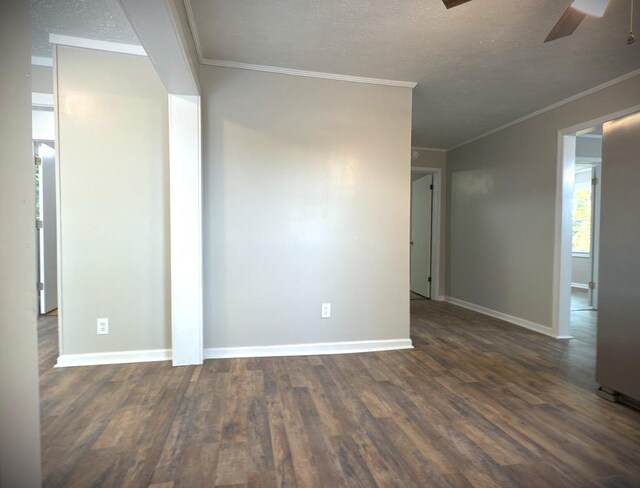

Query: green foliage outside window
left=572, top=186, right=592, bottom=253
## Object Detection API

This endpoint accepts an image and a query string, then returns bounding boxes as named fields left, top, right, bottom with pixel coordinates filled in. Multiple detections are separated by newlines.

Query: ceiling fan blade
left=442, top=0, right=473, bottom=9
left=572, top=0, right=610, bottom=17
left=544, top=6, right=587, bottom=42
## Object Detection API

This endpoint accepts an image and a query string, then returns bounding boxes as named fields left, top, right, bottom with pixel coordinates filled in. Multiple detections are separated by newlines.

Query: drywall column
left=0, top=1, right=43, bottom=486
left=169, top=94, right=203, bottom=365
left=55, top=46, right=171, bottom=363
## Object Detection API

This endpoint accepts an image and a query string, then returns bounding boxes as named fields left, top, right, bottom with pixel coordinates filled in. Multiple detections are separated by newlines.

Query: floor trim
left=56, top=349, right=171, bottom=367
left=445, top=296, right=564, bottom=339
left=204, top=339, right=413, bottom=360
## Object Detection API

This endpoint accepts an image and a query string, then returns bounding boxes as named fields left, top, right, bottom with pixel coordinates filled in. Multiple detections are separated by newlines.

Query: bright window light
left=572, top=0, right=609, bottom=17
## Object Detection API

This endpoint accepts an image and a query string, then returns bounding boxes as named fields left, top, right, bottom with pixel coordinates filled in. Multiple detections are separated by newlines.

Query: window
left=572, top=174, right=592, bottom=255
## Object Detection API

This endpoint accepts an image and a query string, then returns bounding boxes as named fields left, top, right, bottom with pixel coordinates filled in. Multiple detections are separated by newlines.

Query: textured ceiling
left=32, top=0, right=139, bottom=58
left=188, top=0, right=640, bottom=148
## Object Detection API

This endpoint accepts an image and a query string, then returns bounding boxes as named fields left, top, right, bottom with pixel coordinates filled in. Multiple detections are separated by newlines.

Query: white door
left=37, top=142, right=58, bottom=314
left=410, top=173, right=433, bottom=298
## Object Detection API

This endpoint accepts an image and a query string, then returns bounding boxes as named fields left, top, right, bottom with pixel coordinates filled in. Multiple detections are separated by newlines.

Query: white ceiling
left=188, top=0, right=640, bottom=149
left=32, top=0, right=139, bottom=58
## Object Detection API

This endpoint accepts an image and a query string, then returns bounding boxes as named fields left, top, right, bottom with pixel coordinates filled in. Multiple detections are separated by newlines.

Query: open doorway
left=554, top=104, right=640, bottom=339
left=411, top=172, right=433, bottom=299
left=33, top=96, right=59, bottom=364
left=569, top=126, right=602, bottom=341
left=34, top=141, right=58, bottom=315
left=410, top=167, right=442, bottom=301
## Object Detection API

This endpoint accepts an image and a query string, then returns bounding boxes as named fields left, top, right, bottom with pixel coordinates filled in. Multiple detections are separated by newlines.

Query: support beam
left=118, top=0, right=200, bottom=96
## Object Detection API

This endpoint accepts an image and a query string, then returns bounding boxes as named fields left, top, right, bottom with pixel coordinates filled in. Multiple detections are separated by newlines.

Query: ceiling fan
left=441, top=0, right=636, bottom=44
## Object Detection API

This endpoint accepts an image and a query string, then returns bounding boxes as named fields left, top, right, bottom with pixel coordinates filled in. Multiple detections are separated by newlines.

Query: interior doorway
left=570, top=130, right=601, bottom=314
left=567, top=126, right=602, bottom=347
left=33, top=96, right=58, bottom=318
left=34, top=141, right=58, bottom=315
left=553, top=104, right=640, bottom=338
left=410, top=167, right=441, bottom=301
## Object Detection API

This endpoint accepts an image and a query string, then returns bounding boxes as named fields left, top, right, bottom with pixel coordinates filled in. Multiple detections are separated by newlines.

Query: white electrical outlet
left=321, top=303, right=331, bottom=318
left=97, top=318, right=109, bottom=335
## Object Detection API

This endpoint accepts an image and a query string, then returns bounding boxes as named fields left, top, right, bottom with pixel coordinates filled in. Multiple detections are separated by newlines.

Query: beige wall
left=411, top=148, right=446, bottom=169
left=32, top=64, right=53, bottom=94
left=411, top=148, right=446, bottom=297
left=576, top=136, right=602, bottom=159
left=0, top=1, right=42, bottom=485
left=56, top=46, right=171, bottom=355
left=201, top=65, right=413, bottom=348
left=446, top=73, right=640, bottom=328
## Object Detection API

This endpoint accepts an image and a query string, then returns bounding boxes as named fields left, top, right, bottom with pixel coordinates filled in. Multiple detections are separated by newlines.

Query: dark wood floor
left=39, top=300, right=640, bottom=487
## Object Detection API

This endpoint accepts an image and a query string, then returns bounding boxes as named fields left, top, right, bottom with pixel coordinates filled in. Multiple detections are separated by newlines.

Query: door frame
left=410, top=167, right=442, bottom=301
left=33, top=140, right=57, bottom=314
left=553, top=104, right=640, bottom=338
left=571, top=163, right=601, bottom=310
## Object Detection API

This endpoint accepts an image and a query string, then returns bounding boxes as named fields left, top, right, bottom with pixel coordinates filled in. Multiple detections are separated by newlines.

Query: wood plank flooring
left=39, top=300, right=640, bottom=487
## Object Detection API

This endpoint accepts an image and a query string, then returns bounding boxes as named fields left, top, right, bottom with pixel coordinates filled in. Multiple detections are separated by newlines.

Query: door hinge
left=35, top=156, right=42, bottom=166
left=589, top=281, right=596, bottom=290
left=592, top=177, right=598, bottom=185
left=36, top=219, right=43, bottom=229
left=37, top=282, right=44, bottom=291
left=428, top=277, right=432, bottom=283
left=430, top=184, right=434, bottom=190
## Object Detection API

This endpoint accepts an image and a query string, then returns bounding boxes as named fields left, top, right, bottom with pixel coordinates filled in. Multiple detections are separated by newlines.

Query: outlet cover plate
left=97, top=318, right=109, bottom=335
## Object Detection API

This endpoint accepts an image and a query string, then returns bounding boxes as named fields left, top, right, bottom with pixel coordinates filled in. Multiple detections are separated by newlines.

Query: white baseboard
left=444, top=296, right=557, bottom=338
left=204, top=338, right=413, bottom=360
left=55, top=339, right=413, bottom=367
left=56, top=349, right=171, bottom=367
left=435, top=295, right=447, bottom=302
left=571, top=282, right=589, bottom=290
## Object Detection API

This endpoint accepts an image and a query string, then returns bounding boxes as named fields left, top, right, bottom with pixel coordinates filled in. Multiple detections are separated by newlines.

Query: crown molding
left=201, top=59, right=417, bottom=88
left=183, top=0, right=414, bottom=88
left=183, top=0, right=204, bottom=62
left=411, top=146, right=447, bottom=152
left=31, top=56, right=53, bottom=67
left=448, top=68, right=640, bottom=152
left=48, top=33, right=147, bottom=57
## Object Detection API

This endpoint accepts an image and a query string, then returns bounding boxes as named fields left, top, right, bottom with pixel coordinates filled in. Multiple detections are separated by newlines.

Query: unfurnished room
left=1, top=0, right=640, bottom=486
